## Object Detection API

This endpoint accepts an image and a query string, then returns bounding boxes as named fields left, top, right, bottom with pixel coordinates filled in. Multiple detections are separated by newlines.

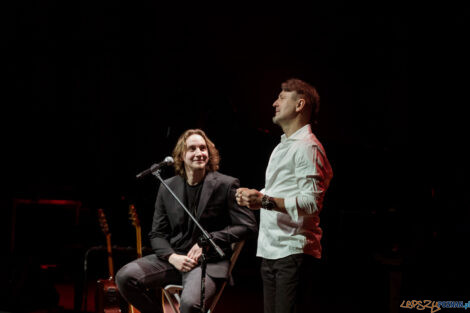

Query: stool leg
left=162, top=289, right=180, bottom=313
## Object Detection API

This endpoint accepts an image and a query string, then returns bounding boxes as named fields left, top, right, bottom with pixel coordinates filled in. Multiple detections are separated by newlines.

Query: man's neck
left=186, top=169, right=206, bottom=186
left=281, top=120, right=308, bottom=138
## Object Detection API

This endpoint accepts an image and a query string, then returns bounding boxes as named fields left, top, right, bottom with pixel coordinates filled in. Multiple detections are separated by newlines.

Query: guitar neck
left=130, top=222, right=142, bottom=313
left=135, top=225, right=142, bottom=258
left=106, top=234, right=114, bottom=278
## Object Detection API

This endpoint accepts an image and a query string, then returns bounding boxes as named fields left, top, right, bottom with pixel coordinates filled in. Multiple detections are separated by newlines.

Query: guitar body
left=95, top=278, right=123, bottom=313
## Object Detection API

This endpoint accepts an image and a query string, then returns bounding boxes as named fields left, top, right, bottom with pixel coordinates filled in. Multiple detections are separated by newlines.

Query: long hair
left=172, top=129, right=220, bottom=178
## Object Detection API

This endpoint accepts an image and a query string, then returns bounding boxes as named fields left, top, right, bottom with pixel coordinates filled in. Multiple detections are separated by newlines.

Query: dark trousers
left=261, top=254, right=319, bottom=313
left=115, top=254, right=218, bottom=313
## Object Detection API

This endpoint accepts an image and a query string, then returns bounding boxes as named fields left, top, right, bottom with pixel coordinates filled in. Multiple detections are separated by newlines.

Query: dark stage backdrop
left=2, top=3, right=468, bottom=313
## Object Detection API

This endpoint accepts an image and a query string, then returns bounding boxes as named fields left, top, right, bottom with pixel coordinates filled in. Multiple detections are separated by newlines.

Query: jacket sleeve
left=209, top=178, right=258, bottom=247
left=148, top=183, right=174, bottom=258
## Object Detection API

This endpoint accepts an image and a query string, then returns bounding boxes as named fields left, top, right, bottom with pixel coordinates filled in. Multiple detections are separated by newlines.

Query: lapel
left=196, top=171, right=218, bottom=219
left=171, top=175, right=186, bottom=214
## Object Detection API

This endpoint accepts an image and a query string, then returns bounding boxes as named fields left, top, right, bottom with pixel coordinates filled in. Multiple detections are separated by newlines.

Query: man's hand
left=168, top=253, right=198, bottom=272
left=187, top=243, right=202, bottom=262
left=236, top=188, right=263, bottom=210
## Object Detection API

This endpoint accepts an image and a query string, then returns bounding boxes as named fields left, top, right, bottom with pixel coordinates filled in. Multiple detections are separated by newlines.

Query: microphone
left=136, top=156, right=174, bottom=179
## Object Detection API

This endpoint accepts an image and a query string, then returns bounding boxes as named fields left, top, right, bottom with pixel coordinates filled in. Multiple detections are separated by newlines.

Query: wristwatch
left=261, top=194, right=276, bottom=210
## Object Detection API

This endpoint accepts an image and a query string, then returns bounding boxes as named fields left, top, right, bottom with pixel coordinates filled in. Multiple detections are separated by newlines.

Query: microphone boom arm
left=136, top=156, right=174, bottom=179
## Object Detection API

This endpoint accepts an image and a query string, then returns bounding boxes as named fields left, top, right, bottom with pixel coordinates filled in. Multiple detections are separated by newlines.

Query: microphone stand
left=152, top=169, right=225, bottom=313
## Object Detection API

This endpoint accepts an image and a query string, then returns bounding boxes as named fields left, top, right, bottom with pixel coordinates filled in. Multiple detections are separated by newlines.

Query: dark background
left=2, top=2, right=469, bottom=313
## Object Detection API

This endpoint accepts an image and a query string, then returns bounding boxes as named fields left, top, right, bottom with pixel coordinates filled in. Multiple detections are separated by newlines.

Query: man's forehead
left=280, top=90, right=297, bottom=97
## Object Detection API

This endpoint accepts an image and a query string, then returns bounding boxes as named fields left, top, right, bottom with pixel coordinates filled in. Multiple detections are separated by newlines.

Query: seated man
left=116, top=129, right=257, bottom=313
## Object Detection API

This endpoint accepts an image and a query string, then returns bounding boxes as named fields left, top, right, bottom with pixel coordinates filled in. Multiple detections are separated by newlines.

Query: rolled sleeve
left=284, top=144, right=322, bottom=221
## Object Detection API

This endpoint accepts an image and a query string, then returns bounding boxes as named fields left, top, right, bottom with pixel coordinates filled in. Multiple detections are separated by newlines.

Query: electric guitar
left=127, top=204, right=142, bottom=313
left=96, top=208, right=122, bottom=313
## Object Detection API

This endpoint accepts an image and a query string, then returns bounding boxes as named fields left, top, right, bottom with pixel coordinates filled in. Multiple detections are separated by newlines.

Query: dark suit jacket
left=149, top=171, right=257, bottom=278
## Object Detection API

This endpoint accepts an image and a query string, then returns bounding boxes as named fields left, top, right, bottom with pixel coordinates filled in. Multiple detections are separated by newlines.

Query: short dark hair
left=281, top=78, right=320, bottom=120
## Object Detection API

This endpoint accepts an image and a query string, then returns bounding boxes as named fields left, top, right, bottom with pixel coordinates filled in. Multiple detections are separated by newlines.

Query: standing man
left=236, top=78, right=333, bottom=313
left=116, top=129, right=257, bottom=313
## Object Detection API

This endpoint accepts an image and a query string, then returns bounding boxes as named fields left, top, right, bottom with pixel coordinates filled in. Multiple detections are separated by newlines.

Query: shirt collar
left=280, top=124, right=312, bottom=143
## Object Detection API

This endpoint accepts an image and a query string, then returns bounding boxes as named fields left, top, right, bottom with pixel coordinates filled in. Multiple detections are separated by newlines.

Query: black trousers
left=260, top=254, right=319, bottom=313
left=115, top=254, right=219, bottom=313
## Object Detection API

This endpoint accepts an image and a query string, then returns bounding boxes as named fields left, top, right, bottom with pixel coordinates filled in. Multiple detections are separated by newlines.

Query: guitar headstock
left=128, top=204, right=140, bottom=228
left=97, top=208, right=110, bottom=236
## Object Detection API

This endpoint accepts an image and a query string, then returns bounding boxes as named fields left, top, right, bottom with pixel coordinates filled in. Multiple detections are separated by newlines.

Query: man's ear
left=295, top=98, right=306, bottom=112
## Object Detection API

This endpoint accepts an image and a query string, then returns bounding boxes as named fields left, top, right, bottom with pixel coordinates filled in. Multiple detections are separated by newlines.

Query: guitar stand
left=81, top=245, right=152, bottom=312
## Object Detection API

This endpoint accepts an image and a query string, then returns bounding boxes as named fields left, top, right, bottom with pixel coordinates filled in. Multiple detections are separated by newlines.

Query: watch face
left=262, top=195, right=273, bottom=210
left=262, top=195, right=268, bottom=207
